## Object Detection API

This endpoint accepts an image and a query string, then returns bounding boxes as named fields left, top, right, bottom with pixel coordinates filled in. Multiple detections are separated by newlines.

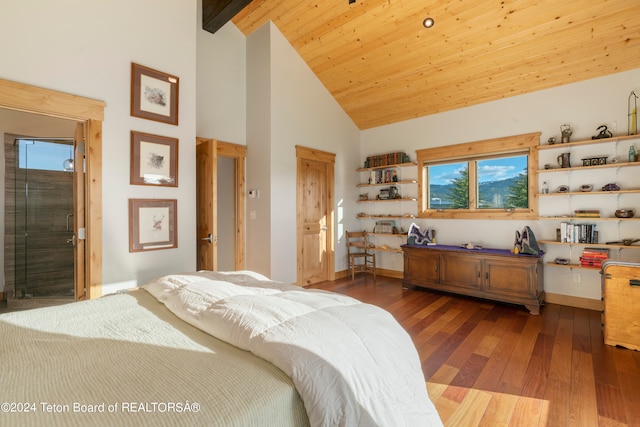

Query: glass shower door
left=14, top=139, right=74, bottom=298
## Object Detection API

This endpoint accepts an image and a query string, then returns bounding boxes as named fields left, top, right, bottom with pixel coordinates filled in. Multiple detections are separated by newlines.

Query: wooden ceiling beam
left=203, top=0, right=253, bottom=34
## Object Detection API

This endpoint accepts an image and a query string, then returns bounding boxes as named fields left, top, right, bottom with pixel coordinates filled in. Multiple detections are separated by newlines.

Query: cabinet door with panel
left=403, top=247, right=439, bottom=287
left=440, top=253, right=483, bottom=291
left=484, top=257, right=538, bottom=299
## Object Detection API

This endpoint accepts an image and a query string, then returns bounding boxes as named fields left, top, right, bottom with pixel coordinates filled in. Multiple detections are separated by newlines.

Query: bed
left=0, top=270, right=442, bottom=426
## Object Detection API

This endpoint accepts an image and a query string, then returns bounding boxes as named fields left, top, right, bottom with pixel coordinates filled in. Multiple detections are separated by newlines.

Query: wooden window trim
left=416, top=132, right=540, bottom=220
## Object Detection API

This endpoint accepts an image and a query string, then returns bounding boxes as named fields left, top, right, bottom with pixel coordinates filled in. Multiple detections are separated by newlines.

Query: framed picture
left=131, top=63, right=179, bottom=125
left=129, top=199, right=177, bottom=252
left=130, top=131, right=178, bottom=187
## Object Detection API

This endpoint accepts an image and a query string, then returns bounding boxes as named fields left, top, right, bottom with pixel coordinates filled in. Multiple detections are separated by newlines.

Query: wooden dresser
left=402, top=244, right=544, bottom=314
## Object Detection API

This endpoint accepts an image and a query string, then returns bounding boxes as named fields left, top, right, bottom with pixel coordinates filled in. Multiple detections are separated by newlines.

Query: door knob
left=201, top=233, right=213, bottom=244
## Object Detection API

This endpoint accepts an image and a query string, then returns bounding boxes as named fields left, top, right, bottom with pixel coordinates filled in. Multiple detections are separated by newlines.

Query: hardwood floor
left=307, top=275, right=640, bottom=427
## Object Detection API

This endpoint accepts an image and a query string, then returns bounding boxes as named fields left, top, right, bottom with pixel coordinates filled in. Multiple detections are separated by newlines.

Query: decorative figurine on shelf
left=592, top=125, right=613, bottom=140
left=560, top=124, right=572, bottom=143
left=602, top=183, right=621, bottom=191
left=408, top=223, right=436, bottom=245
left=512, top=226, right=542, bottom=255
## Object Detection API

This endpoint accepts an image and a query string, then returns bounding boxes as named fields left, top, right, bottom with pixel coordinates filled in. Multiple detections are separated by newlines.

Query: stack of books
left=364, top=152, right=410, bottom=168
left=559, top=222, right=598, bottom=243
left=580, top=247, right=609, bottom=268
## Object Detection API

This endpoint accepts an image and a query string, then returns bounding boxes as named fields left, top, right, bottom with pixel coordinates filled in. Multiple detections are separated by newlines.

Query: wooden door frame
left=295, top=145, right=335, bottom=286
left=0, top=78, right=104, bottom=299
left=196, top=137, right=246, bottom=270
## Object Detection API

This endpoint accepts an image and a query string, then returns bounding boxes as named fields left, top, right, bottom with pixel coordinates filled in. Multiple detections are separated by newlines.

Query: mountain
left=429, top=176, right=524, bottom=208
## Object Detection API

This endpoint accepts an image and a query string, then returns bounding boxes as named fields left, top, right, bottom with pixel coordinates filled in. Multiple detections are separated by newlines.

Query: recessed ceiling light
left=423, top=17, right=434, bottom=28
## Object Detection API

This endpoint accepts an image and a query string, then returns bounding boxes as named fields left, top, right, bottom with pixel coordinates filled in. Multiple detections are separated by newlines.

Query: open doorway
left=0, top=78, right=104, bottom=308
left=196, top=138, right=246, bottom=271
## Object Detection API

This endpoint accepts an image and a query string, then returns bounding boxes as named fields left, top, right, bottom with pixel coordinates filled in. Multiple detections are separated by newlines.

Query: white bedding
left=144, top=270, right=443, bottom=427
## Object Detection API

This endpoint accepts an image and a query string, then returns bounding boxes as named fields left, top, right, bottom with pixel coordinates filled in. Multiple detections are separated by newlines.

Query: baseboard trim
left=335, top=269, right=403, bottom=280
left=544, top=292, right=602, bottom=311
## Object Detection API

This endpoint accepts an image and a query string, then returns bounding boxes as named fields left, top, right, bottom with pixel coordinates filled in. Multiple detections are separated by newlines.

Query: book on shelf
left=582, top=247, right=609, bottom=258
left=559, top=222, right=598, bottom=244
left=579, top=257, right=605, bottom=268
left=574, top=209, right=600, bottom=218
left=580, top=247, right=608, bottom=268
left=364, top=152, right=410, bottom=168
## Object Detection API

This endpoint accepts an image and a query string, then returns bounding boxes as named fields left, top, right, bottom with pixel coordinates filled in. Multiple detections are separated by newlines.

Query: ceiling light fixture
left=423, top=17, right=434, bottom=28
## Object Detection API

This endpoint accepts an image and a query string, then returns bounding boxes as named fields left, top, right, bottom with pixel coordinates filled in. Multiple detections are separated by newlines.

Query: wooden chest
left=601, top=260, right=640, bottom=351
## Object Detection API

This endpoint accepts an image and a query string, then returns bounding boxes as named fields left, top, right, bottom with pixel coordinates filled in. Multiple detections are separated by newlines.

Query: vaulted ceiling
left=224, top=0, right=640, bottom=130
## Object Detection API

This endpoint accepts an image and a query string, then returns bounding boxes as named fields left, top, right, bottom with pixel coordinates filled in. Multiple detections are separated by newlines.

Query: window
left=417, top=133, right=539, bottom=219
left=17, top=139, right=74, bottom=172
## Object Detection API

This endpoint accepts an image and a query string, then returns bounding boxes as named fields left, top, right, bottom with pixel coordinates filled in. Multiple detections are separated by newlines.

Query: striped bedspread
left=0, top=285, right=309, bottom=426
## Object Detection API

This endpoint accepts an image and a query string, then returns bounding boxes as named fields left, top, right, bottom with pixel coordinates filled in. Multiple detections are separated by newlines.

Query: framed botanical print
left=130, top=131, right=178, bottom=187
left=129, top=199, right=177, bottom=252
left=130, top=63, right=179, bottom=125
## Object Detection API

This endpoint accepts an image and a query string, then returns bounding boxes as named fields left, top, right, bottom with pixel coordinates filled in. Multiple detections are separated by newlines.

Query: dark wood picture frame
left=131, top=63, right=179, bottom=125
left=130, top=131, right=178, bottom=187
left=129, top=199, right=177, bottom=252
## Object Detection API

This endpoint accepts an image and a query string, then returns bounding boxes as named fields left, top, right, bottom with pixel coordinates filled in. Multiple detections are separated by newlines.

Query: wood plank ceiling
left=228, top=0, right=640, bottom=130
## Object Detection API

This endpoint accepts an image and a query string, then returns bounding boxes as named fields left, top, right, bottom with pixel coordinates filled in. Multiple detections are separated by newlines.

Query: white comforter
left=144, top=271, right=442, bottom=427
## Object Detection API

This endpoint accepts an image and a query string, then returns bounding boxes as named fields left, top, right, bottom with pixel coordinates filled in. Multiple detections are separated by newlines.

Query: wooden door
left=296, top=146, right=335, bottom=286
left=196, top=138, right=217, bottom=271
left=73, top=124, right=86, bottom=300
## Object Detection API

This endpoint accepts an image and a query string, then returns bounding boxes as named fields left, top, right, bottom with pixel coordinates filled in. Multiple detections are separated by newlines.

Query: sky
left=17, top=139, right=74, bottom=172
left=429, top=155, right=527, bottom=185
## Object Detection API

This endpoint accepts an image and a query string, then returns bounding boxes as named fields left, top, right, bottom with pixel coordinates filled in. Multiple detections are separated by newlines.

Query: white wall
left=361, top=68, right=640, bottom=301
left=0, top=1, right=198, bottom=295
left=246, top=23, right=361, bottom=283
left=196, top=15, right=247, bottom=144
left=246, top=23, right=273, bottom=278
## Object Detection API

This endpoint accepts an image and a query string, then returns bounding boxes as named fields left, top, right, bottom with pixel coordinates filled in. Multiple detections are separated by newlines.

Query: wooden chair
left=346, top=231, right=376, bottom=281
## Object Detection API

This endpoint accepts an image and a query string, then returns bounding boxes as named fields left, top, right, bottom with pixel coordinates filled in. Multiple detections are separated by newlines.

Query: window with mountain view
left=427, top=155, right=528, bottom=210
left=417, top=133, right=539, bottom=220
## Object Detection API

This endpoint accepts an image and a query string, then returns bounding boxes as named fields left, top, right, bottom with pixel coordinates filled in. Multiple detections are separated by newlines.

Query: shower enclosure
left=9, top=138, right=75, bottom=298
